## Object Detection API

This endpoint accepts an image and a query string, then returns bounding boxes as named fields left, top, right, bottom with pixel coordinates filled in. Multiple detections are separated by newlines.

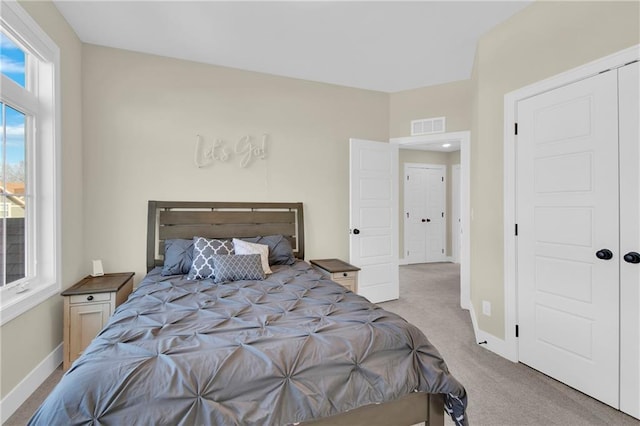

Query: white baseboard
left=468, top=304, right=518, bottom=362
left=468, top=303, right=480, bottom=341
left=0, top=342, right=63, bottom=423
left=399, top=257, right=455, bottom=266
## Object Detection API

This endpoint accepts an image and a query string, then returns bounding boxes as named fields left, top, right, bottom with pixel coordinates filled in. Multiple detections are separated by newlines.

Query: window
left=0, top=1, right=60, bottom=325
left=1, top=102, right=27, bottom=286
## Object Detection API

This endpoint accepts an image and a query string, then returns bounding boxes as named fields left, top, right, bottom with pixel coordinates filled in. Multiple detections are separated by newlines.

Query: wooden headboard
left=147, top=201, right=304, bottom=272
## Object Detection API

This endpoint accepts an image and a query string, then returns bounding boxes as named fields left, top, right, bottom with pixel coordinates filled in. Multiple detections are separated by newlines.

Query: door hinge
left=514, top=122, right=518, bottom=135
left=515, top=223, right=518, bottom=236
left=515, top=325, right=519, bottom=338
left=406, top=175, right=409, bottom=181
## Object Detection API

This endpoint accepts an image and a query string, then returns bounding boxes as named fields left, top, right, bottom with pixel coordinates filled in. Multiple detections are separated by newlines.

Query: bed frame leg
left=427, top=393, right=445, bottom=426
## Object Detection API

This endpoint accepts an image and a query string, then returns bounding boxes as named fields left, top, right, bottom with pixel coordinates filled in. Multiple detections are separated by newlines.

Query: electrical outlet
left=482, top=300, right=491, bottom=316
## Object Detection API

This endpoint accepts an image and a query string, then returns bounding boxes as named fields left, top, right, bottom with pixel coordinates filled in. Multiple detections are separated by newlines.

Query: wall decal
left=194, top=135, right=230, bottom=168
left=194, top=134, right=268, bottom=169
left=235, top=134, right=268, bottom=168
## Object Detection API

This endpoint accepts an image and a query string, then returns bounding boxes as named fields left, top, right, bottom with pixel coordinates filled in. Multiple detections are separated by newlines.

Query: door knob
left=595, top=249, right=613, bottom=260
left=623, top=251, right=640, bottom=264
left=352, top=228, right=360, bottom=235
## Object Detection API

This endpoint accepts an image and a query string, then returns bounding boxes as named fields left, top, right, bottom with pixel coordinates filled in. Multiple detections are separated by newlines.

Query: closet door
left=516, top=70, right=620, bottom=408
left=424, top=167, right=446, bottom=262
left=404, top=165, right=446, bottom=264
left=405, top=166, right=429, bottom=263
left=619, top=61, right=640, bottom=419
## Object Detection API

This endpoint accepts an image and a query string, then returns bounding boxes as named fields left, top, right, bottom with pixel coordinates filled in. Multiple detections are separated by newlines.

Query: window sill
left=0, top=281, right=59, bottom=326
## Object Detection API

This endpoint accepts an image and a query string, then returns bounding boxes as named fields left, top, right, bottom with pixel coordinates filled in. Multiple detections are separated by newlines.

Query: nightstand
left=310, top=259, right=360, bottom=293
left=61, top=272, right=134, bottom=370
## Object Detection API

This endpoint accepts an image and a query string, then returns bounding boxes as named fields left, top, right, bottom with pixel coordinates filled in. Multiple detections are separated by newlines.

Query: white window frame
left=0, top=0, right=61, bottom=326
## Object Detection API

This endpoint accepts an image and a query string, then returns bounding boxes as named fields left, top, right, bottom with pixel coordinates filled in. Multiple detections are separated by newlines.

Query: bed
left=30, top=201, right=468, bottom=426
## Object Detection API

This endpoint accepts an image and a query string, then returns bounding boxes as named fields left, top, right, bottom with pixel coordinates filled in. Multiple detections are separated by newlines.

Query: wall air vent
left=411, top=117, right=446, bottom=136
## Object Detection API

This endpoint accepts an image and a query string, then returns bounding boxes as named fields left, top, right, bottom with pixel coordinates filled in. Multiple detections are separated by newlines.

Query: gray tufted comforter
left=30, top=261, right=468, bottom=425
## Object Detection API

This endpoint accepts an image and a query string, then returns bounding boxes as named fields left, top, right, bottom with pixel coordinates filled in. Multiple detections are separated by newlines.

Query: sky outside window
left=0, top=32, right=26, bottom=87
left=1, top=103, right=26, bottom=182
left=0, top=31, right=27, bottom=179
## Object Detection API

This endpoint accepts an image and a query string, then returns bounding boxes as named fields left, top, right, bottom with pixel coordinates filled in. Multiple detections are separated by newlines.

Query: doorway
left=391, top=131, right=470, bottom=310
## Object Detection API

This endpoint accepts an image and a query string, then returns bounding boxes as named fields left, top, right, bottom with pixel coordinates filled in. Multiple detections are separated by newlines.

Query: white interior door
left=349, top=138, right=399, bottom=303
left=619, top=61, right=640, bottom=419
left=424, top=167, right=446, bottom=262
left=517, top=70, right=620, bottom=408
left=404, top=164, right=446, bottom=264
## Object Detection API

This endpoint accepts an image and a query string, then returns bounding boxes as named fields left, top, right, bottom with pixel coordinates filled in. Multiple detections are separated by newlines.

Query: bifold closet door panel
left=619, top=60, right=640, bottom=420
left=516, top=70, right=620, bottom=408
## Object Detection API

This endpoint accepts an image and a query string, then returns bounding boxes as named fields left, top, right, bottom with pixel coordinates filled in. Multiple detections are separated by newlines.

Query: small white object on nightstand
left=91, top=259, right=104, bottom=277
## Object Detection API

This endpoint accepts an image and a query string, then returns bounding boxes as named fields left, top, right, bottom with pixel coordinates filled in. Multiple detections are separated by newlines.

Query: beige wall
left=470, top=0, right=640, bottom=338
left=389, top=79, right=472, bottom=138
left=81, top=45, right=389, bottom=284
left=398, top=149, right=460, bottom=260
left=1, top=0, right=84, bottom=399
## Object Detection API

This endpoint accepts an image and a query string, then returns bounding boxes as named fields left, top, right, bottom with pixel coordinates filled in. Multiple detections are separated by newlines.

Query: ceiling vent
left=411, top=117, right=446, bottom=136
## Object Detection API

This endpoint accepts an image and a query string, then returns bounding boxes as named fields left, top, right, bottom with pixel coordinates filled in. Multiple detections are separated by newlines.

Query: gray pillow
left=212, top=254, right=265, bottom=283
left=241, top=235, right=296, bottom=265
left=187, top=237, right=235, bottom=280
left=161, top=239, right=194, bottom=276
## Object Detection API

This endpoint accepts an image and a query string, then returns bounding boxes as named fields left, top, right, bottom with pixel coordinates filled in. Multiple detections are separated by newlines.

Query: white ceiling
left=53, top=1, right=532, bottom=93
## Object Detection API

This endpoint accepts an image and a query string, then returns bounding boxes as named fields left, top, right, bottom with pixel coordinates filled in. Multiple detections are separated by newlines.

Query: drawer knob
left=87, top=295, right=94, bottom=301
left=343, top=272, right=348, bottom=277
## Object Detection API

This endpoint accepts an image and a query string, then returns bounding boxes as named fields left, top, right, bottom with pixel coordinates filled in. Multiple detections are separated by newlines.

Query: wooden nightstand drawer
left=333, top=278, right=356, bottom=292
left=69, top=292, right=111, bottom=304
left=330, top=270, right=357, bottom=280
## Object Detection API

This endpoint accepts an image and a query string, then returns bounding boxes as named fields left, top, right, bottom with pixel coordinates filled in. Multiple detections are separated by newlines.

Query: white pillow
left=232, top=239, right=272, bottom=274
